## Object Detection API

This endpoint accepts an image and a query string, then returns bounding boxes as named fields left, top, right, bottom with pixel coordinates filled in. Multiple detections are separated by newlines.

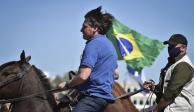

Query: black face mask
left=168, top=46, right=181, bottom=58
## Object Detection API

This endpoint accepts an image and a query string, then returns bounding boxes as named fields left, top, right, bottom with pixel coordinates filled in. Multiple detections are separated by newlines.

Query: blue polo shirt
left=78, top=34, right=118, bottom=101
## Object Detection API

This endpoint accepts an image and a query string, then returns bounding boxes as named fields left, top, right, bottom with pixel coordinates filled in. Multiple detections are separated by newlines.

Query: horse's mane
left=0, top=61, right=17, bottom=71
left=113, top=82, right=126, bottom=94
left=32, top=65, right=52, bottom=90
left=32, top=65, right=58, bottom=111
left=113, top=82, right=139, bottom=112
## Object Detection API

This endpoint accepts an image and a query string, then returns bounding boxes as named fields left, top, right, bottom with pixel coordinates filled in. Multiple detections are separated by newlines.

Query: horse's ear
left=20, top=50, right=31, bottom=63
left=20, top=50, right=26, bottom=62
left=26, top=56, right=31, bottom=62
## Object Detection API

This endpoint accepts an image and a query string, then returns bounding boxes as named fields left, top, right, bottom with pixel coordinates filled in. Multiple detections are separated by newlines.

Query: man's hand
left=57, top=67, right=91, bottom=90
left=143, top=80, right=155, bottom=91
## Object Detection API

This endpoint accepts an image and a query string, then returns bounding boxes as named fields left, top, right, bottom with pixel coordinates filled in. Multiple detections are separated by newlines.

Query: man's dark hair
left=84, top=6, right=114, bottom=35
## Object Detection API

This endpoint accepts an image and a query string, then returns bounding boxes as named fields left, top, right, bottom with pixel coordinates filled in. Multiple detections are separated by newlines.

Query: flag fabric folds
left=106, top=19, right=165, bottom=72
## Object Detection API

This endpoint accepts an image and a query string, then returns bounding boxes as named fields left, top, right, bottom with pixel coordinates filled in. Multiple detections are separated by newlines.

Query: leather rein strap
left=0, top=87, right=67, bottom=104
left=115, top=88, right=146, bottom=100
left=0, top=87, right=146, bottom=104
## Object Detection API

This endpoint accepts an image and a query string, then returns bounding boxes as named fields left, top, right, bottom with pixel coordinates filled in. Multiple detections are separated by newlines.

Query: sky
left=0, top=0, right=194, bottom=83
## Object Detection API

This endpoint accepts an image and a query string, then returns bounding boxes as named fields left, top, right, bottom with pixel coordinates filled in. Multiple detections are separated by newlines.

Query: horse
left=0, top=51, right=57, bottom=112
left=104, top=82, right=139, bottom=112
left=0, top=51, right=140, bottom=112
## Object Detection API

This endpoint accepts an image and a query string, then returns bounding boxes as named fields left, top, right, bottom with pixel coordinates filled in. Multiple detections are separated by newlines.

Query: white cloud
left=43, top=71, right=53, bottom=78
left=43, top=71, right=49, bottom=76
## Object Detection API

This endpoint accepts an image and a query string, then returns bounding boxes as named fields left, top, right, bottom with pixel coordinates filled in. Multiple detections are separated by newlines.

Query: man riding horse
left=58, top=6, right=118, bottom=112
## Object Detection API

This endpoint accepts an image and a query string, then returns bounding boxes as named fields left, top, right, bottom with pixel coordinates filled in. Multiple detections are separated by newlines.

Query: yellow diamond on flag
left=113, top=30, right=144, bottom=60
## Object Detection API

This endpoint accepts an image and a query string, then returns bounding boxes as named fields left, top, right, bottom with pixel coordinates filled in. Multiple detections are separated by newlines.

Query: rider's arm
left=155, top=62, right=193, bottom=111
left=66, top=66, right=91, bottom=88
left=163, top=62, right=193, bottom=100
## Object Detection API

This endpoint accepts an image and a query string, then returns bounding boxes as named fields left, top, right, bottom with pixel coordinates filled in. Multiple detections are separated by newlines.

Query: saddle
left=57, top=89, right=80, bottom=112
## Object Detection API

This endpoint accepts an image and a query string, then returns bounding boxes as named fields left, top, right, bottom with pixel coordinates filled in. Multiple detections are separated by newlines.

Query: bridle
left=0, top=65, right=32, bottom=88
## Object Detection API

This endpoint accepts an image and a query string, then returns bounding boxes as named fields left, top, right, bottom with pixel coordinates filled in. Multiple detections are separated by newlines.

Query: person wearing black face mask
left=165, top=35, right=186, bottom=58
left=143, top=34, right=194, bottom=112
left=167, top=44, right=181, bottom=58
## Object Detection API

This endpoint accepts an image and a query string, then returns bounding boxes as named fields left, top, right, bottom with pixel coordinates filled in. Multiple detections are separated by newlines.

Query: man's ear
left=93, top=27, right=99, bottom=34
left=180, top=45, right=187, bottom=53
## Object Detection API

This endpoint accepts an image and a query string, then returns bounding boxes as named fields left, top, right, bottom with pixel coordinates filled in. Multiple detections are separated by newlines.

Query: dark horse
left=0, top=51, right=139, bottom=112
left=0, top=51, right=57, bottom=112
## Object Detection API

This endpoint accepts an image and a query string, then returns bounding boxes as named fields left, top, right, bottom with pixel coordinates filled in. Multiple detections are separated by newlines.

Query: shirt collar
left=86, top=34, right=103, bottom=44
left=175, top=54, right=186, bottom=62
left=168, top=54, right=186, bottom=64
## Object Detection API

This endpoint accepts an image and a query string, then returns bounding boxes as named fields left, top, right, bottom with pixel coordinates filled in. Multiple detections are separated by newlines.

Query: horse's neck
left=20, top=70, right=45, bottom=95
left=105, top=82, right=139, bottom=112
left=10, top=71, right=53, bottom=112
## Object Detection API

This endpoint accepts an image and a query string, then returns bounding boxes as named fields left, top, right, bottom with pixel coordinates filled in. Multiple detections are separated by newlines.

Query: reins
left=0, top=87, right=67, bottom=104
left=0, top=87, right=147, bottom=104
left=115, top=88, right=147, bottom=100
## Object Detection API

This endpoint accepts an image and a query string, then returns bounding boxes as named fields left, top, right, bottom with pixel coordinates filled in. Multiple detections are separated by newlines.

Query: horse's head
left=0, top=50, right=31, bottom=99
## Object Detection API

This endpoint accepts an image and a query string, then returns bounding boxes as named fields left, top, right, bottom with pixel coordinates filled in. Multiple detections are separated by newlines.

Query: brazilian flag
left=106, top=19, right=165, bottom=72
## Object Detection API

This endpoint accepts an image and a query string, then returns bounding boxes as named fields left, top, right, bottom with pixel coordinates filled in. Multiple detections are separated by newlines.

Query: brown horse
left=0, top=51, right=57, bottom=112
left=104, top=82, right=139, bottom=112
